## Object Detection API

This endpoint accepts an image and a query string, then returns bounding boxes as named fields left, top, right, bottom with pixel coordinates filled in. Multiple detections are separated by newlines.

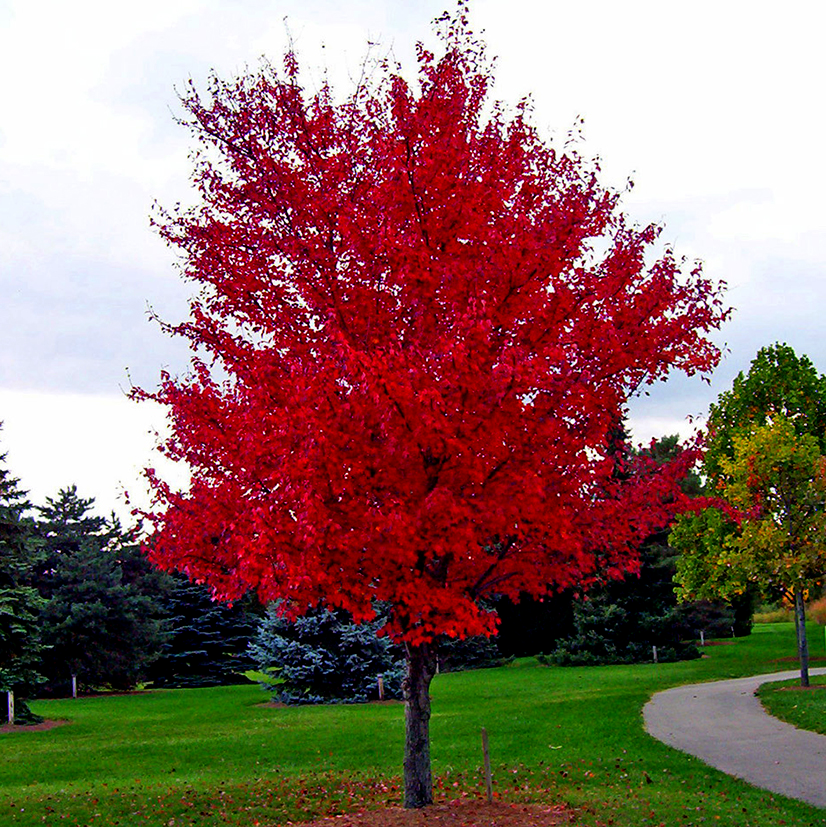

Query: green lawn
left=2, top=623, right=825, bottom=826
left=758, top=672, right=826, bottom=737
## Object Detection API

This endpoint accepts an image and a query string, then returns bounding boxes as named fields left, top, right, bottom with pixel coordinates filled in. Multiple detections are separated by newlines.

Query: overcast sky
left=1, top=0, right=825, bottom=519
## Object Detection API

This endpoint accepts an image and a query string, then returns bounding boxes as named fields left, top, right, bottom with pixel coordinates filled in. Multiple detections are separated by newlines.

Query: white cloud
left=627, top=414, right=704, bottom=449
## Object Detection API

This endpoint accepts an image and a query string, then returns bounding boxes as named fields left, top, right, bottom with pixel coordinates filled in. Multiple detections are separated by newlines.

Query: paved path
left=643, top=667, right=826, bottom=808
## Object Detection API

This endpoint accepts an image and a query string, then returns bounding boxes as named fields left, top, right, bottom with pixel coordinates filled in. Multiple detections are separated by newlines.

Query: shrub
left=806, top=597, right=826, bottom=625
left=753, top=603, right=794, bottom=623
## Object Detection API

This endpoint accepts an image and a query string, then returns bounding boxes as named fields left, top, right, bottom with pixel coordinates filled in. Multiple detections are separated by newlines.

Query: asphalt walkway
left=643, top=667, right=826, bottom=808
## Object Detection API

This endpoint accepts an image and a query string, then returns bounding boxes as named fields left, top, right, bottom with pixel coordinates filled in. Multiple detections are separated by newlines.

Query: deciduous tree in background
left=703, top=343, right=826, bottom=480
left=675, top=417, right=826, bottom=686
left=137, top=11, right=727, bottom=807
left=673, top=344, right=826, bottom=687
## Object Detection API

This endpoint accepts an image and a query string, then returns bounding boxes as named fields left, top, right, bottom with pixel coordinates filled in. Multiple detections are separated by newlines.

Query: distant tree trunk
left=794, top=587, right=810, bottom=688
left=403, top=641, right=437, bottom=809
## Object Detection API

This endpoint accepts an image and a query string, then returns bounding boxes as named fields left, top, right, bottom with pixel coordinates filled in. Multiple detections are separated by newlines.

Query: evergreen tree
left=35, top=487, right=163, bottom=693
left=148, top=572, right=259, bottom=688
left=33, top=486, right=108, bottom=600
left=546, top=432, right=734, bottom=666
left=436, top=633, right=507, bottom=673
left=0, top=432, right=44, bottom=722
left=250, top=604, right=405, bottom=705
left=249, top=603, right=502, bottom=703
left=545, top=536, right=701, bottom=665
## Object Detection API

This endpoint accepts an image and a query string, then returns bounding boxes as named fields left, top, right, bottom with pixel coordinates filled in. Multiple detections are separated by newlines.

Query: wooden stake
left=377, top=675, right=384, bottom=701
left=652, top=645, right=658, bottom=664
left=481, top=727, right=493, bottom=803
left=700, top=630, right=705, bottom=647
left=7, top=691, right=13, bottom=724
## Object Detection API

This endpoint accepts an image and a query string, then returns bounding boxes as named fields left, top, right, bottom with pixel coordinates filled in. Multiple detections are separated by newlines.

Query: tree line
left=5, top=342, right=823, bottom=726
left=0, top=460, right=511, bottom=721
left=2, top=420, right=759, bottom=726
left=0, top=473, right=260, bottom=722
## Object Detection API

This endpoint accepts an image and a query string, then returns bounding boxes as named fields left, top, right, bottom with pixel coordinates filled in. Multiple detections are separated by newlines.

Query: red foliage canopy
left=138, top=24, right=728, bottom=644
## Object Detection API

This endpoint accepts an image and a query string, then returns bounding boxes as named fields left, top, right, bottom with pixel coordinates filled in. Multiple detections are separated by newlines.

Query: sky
left=1, top=0, right=825, bottom=519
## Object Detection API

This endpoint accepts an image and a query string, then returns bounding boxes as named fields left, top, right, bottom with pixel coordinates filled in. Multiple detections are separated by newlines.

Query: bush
left=806, top=597, right=826, bottom=625
left=753, top=602, right=795, bottom=623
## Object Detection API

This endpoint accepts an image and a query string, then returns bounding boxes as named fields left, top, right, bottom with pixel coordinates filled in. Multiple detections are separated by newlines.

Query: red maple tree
left=137, top=13, right=728, bottom=808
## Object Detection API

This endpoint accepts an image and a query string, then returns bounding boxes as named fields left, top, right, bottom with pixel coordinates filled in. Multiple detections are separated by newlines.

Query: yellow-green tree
left=704, top=343, right=826, bottom=481
left=674, top=416, right=826, bottom=685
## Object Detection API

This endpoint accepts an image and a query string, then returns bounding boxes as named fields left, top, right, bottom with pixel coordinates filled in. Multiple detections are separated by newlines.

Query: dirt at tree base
left=291, top=799, right=573, bottom=826
left=0, top=719, right=69, bottom=734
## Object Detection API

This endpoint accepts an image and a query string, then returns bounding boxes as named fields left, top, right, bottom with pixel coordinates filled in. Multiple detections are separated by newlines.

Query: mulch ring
left=0, top=719, right=69, bottom=734
left=291, top=800, right=573, bottom=827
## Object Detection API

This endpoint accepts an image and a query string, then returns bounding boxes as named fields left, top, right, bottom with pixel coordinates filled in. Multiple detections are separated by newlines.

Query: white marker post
left=7, top=691, right=13, bottom=724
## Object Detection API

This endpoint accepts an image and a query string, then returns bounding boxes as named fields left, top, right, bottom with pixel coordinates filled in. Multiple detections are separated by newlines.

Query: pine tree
left=249, top=605, right=405, bottom=705
left=546, top=537, right=701, bottom=665
left=546, top=433, right=727, bottom=666
left=148, top=572, right=258, bottom=688
left=0, top=430, right=44, bottom=722
left=35, top=487, right=163, bottom=693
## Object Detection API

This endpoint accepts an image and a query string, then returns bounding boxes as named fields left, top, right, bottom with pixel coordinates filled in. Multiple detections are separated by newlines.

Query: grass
left=758, top=673, right=826, bottom=736
left=2, top=623, right=825, bottom=826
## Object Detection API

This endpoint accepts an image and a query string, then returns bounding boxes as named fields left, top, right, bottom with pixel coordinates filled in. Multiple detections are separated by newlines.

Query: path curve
left=643, top=667, right=826, bottom=808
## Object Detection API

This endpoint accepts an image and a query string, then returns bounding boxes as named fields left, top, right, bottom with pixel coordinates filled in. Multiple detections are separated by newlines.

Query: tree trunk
left=403, top=641, right=437, bottom=809
left=794, top=587, right=810, bottom=688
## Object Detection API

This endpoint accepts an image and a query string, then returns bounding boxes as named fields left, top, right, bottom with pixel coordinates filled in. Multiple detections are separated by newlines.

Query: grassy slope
left=758, top=673, right=826, bottom=737
left=2, top=623, right=824, bottom=826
